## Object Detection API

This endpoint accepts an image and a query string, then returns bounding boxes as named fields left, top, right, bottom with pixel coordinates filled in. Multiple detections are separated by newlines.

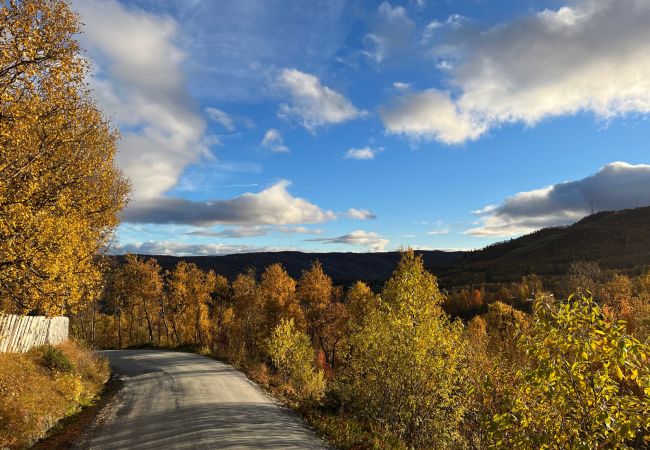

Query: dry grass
left=0, top=340, right=109, bottom=449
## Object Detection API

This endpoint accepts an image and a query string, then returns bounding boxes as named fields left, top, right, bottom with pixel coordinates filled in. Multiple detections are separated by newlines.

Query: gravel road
left=81, top=350, right=327, bottom=449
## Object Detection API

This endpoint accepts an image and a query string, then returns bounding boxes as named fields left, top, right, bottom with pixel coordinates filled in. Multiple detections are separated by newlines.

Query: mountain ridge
left=120, top=206, right=650, bottom=288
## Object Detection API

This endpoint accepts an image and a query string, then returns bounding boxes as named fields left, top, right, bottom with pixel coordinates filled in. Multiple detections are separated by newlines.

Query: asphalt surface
left=81, top=350, right=327, bottom=449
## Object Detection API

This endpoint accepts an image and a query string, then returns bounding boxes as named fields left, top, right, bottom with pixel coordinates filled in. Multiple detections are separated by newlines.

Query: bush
left=492, top=295, right=650, bottom=448
left=30, top=344, right=74, bottom=373
left=0, top=341, right=109, bottom=448
left=0, top=352, right=67, bottom=448
left=267, top=318, right=325, bottom=403
left=341, top=251, right=469, bottom=448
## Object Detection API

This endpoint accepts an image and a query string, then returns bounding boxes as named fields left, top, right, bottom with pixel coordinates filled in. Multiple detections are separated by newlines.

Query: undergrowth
left=0, top=340, right=109, bottom=449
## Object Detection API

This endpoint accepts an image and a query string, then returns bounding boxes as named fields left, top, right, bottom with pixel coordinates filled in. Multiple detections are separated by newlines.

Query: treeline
left=72, top=251, right=650, bottom=448
left=446, top=261, right=650, bottom=336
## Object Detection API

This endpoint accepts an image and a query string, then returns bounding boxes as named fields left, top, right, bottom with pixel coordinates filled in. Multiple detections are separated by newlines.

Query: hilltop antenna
left=590, top=202, right=594, bottom=215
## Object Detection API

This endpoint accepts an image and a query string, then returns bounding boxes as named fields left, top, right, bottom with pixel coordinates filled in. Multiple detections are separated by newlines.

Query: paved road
left=82, top=350, right=327, bottom=449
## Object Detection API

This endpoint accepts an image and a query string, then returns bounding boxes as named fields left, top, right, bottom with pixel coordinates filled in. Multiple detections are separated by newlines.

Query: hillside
left=123, top=206, right=650, bottom=288
left=438, top=206, right=650, bottom=287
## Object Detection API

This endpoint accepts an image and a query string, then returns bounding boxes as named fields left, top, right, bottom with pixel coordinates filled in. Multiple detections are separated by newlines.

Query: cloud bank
left=123, top=181, right=336, bottom=226
left=114, top=241, right=285, bottom=257
left=469, top=162, right=650, bottom=236
left=75, top=0, right=208, bottom=199
left=382, top=0, right=650, bottom=143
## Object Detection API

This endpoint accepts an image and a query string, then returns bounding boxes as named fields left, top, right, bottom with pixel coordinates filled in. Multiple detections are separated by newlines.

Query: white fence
left=0, top=314, right=69, bottom=353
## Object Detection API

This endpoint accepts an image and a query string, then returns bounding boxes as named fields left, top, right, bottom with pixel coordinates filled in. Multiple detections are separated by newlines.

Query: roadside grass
left=0, top=341, right=109, bottom=449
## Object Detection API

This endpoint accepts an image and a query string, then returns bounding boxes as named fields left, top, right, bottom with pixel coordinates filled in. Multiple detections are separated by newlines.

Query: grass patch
left=0, top=340, right=109, bottom=449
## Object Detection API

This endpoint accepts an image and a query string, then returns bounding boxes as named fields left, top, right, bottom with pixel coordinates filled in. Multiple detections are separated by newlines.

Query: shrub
left=341, top=251, right=469, bottom=448
left=268, top=318, right=325, bottom=403
left=0, top=341, right=109, bottom=448
left=30, top=344, right=74, bottom=373
left=492, top=295, right=650, bottom=449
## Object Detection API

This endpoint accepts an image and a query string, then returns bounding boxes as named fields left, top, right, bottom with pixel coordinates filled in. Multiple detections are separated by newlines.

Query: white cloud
left=468, top=162, right=650, bottom=237
left=382, top=0, right=650, bottom=143
left=75, top=0, right=208, bottom=200
left=393, top=82, right=410, bottom=90
left=261, top=129, right=289, bottom=153
left=346, top=208, right=377, bottom=220
left=122, top=180, right=336, bottom=226
left=426, top=229, right=449, bottom=235
left=308, top=230, right=389, bottom=251
left=380, top=90, right=486, bottom=144
left=114, top=241, right=284, bottom=256
left=277, top=69, right=364, bottom=131
left=345, top=147, right=380, bottom=160
left=206, top=107, right=235, bottom=131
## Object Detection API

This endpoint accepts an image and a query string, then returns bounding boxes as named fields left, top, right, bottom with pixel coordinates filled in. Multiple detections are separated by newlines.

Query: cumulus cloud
left=393, top=82, right=410, bottom=90
left=308, top=230, right=389, bottom=251
left=380, top=90, right=486, bottom=144
left=206, top=107, right=235, bottom=131
left=122, top=180, right=336, bottom=226
left=345, top=147, right=380, bottom=160
left=75, top=0, right=208, bottom=200
left=277, top=69, right=364, bottom=131
left=113, top=241, right=284, bottom=256
left=382, top=0, right=650, bottom=143
left=468, top=162, right=650, bottom=237
left=261, top=129, right=289, bottom=153
left=345, top=208, right=377, bottom=220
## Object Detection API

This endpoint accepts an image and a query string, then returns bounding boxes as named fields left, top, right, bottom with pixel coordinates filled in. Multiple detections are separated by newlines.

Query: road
left=81, top=350, right=327, bottom=449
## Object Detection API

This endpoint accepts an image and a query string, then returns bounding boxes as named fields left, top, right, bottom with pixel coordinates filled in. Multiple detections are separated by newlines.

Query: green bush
left=31, top=344, right=74, bottom=373
left=267, top=318, right=325, bottom=402
left=491, top=295, right=650, bottom=448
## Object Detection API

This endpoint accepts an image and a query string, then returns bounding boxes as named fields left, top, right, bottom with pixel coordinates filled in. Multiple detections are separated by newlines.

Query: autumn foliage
left=69, top=250, right=650, bottom=449
left=0, top=341, right=109, bottom=449
left=0, top=0, right=129, bottom=316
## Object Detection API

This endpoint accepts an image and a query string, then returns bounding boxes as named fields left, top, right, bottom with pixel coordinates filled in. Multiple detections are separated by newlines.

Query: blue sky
left=73, top=0, right=650, bottom=255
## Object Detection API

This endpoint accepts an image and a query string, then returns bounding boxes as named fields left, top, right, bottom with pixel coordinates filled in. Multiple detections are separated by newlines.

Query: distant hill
left=121, top=250, right=465, bottom=287
left=438, top=206, right=650, bottom=287
left=121, top=206, right=650, bottom=289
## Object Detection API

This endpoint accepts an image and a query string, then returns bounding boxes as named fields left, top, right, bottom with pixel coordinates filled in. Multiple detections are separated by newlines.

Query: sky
left=72, top=0, right=650, bottom=256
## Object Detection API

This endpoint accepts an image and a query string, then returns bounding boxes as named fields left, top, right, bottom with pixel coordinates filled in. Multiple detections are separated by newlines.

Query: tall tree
left=120, top=255, right=164, bottom=345
left=260, top=263, right=304, bottom=337
left=343, top=250, right=469, bottom=448
left=230, top=269, right=264, bottom=360
left=297, top=261, right=333, bottom=343
left=164, top=262, right=215, bottom=346
left=0, top=0, right=129, bottom=316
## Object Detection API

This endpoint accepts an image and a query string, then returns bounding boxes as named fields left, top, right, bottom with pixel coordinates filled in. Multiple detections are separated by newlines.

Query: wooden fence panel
left=0, top=315, right=69, bottom=353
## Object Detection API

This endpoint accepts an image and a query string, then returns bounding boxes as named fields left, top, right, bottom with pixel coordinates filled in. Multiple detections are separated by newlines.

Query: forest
left=46, top=252, right=649, bottom=449
left=1, top=0, right=649, bottom=448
